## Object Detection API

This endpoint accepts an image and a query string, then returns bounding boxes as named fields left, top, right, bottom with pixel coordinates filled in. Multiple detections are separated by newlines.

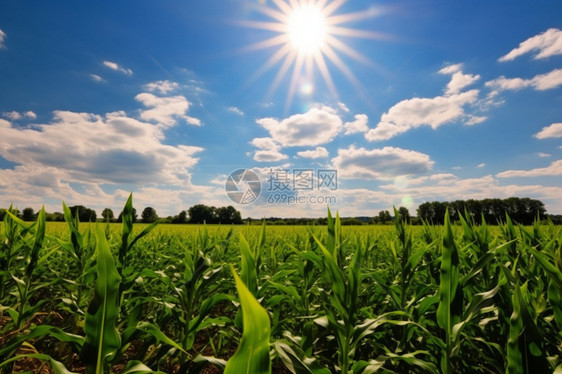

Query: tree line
left=0, top=204, right=243, bottom=225
left=416, top=197, right=546, bottom=225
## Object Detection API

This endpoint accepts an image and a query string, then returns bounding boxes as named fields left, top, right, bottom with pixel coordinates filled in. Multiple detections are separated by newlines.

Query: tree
left=188, top=204, right=217, bottom=224
left=216, top=206, right=243, bottom=224
left=173, top=210, right=188, bottom=224
left=378, top=210, right=391, bottom=224
left=397, top=206, right=410, bottom=222
left=141, top=207, right=158, bottom=223
left=22, top=207, right=35, bottom=221
left=69, top=205, right=97, bottom=222
left=102, top=208, right=114, bottom=222
left=117, top=207, right=138, bottom=223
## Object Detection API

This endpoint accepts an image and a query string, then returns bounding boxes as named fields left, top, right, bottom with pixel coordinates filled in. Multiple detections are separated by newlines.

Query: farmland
left=1, top=197, right=561, bottom=373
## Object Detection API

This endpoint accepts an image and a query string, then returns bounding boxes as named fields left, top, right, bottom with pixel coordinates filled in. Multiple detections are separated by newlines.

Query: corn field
left=1, top=195, right=561, bottom=373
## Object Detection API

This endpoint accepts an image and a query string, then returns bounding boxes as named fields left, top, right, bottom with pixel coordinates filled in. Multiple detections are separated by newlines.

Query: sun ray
left=241, top=0, right=385, bottom=111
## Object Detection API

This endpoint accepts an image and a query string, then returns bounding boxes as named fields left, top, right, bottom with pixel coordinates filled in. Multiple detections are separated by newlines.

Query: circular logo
left=226, top=169, right=261, bottom=204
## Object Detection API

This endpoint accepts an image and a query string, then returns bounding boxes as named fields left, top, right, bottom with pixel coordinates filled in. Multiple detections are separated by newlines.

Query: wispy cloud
left=497, top=160, right=562, bottom=178
left=296, top=146, right=329, bottom=159
left=90, top=74, right=105, bottom=83
left=499, top=28, right=562, bottom=62
left=143, top=80, right=179, bottom=94
left=103, top=60, right=133, bottom=76
left=534, top=123, right=562, bottom=139
left=227, top=106, right=245, bottom=116
left=0, top=29, right=6, bottom=49
left=485, top=69, right=562, bottom=92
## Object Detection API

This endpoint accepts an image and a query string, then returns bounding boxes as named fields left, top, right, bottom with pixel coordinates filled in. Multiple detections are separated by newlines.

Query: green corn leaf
left=0, top=325, right=84, bottom=358
left=225, top=265, right=271, bottom=374
left=239, top=233, right=258, bottom=296
left=436, top=209, right=461, bottom=374
left=0, top=353, right=79, bottom=374
left=82, top=226, right=122, bottom=374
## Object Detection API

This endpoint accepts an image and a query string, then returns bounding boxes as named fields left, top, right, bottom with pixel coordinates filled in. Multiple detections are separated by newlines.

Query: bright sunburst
left=243, top=0, right=384, bottom=111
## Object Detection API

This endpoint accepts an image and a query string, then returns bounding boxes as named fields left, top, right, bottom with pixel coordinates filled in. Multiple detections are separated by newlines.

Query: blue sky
left=1, top=0, right=561, bottom=218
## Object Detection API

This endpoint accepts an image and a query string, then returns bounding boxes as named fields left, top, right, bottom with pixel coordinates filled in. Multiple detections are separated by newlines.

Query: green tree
left=397, top=206, right=410, bottom=222
left=172, top=210, right=188, bottom=224
left=378, top=210, right=391, bottom=224
left=117, top=207, right=137, bottom=223
left=69, top=205, right=97, bottom=222
left=141, top=207, right=158, bottom=223
left=102, top=208, right=114, bottom=222
left=188, top=204, right=217, bottom=224
left=22, top=207, right=35, bottom=221
left=216, top=206, right=243, bottom=224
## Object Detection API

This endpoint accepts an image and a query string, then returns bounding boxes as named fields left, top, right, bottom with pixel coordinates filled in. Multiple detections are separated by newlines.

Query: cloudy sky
left=1, top=1, right=561, bottom=218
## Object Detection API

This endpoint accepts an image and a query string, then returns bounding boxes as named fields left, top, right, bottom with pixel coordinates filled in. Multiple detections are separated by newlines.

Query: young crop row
left=0, top=195, right=561, bottom=373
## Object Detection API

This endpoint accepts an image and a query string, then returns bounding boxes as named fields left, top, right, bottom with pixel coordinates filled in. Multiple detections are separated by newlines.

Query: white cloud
left=0, top=29, right=6, bottom=49
left=338, top=102, right=350, bottom=112
left=0, top=119, right=10, bottom=128
left=135, top=92, right=201, bottom=127
left=0, top=110, right=203, bottom=187
left=90, top=74, right=105, bottom=83
left=497, top=160, right=562, bottom=178
left=537, top=152, right=551, bottom=158
left=103, top=60, right=133, bottom=76
left=485, top=69, right=562, bottom=92
left=257, top=106, right=342, bottom=147
left=143, top=80, right=179, bottom=94
left=250, top=137, right=288, bottom=162
left=465, top=115, right=487, bottom=125
left=499, top=28, right=562, bottom=62
left=227, top=106, right=245, bottom=116
left=2, top=111, right=37, bottom=120
left=365, top=90, right=479, bottom=141
left=251, top=137, right=279, bottom=149
left=332, top=145, right=434, bottom=179
left=253, top=149, right=288, bottom=162
left=296, top=146, right=329, bottom=159
left=3, top=111, right=21, bottom=120
left=343, top=114, right=369, bottom=135
left=24, top=111, right=37, bottom=119
left=535, top=123, right=562, bottom=139
left=439, top=64, right=480, bottom=95
left=477, top=163, right=486, bottom=168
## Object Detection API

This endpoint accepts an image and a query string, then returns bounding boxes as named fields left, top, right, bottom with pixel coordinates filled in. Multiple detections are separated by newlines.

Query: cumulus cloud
left=103, top=60, right=133, bottom=76
left=296, top=146, right=329, bottom=159
left=439, top=64, right=480, bottom=95
left=0, top=110, right=203, bottom=186
left=535, top=123, right=562, bottom=139
left=486, top=69, right=562, bottom=93
left=251, top=137, right=288, bottom=162
left=343, top=114, right=369, bottom=135
left=332, top=145, right=434, bottom=179
left=257, top=106, right=342, bottom=147
left=136, top=92, right=201, bottom=127
left=143, top=80, right=179, bottom=94
left=499, top=28, right=562, bottom=62
left=0, top=29, right=6, bottom=49
left=227, top=106, right=245, bottom=116
left=497, top=160, right=562, bottom=178
left=365, top=90, right=479, bottom=141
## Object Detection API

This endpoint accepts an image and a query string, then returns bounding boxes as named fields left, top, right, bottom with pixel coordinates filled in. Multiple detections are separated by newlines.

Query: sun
left=241, top=0, right=384, bottom=111
left=287, top=5, right=327, bottom=55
